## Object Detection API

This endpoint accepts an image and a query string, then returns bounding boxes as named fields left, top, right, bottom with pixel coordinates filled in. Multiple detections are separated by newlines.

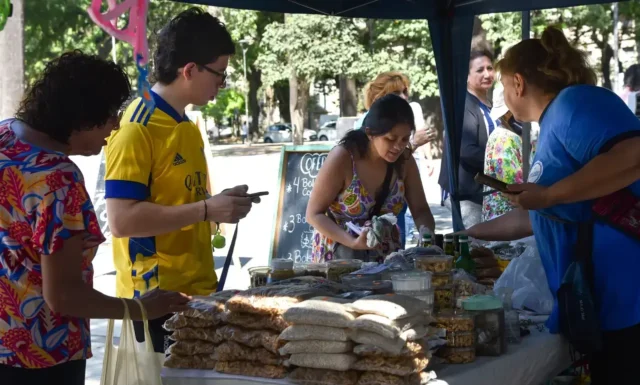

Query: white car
left=317, top=120, right=337, bottom=141
left=264, top=123, right=318, bottom=143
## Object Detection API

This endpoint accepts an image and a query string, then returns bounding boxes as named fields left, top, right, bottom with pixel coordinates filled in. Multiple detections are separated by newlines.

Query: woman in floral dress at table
left=307, top=94, right=435, bottom=263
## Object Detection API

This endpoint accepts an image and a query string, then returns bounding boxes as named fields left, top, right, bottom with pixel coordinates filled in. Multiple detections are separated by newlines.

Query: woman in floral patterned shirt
left=0, top=52, right=189, bottom=384
left=307, top=94, right=435, bottom=262
left=483, top=82, right=524, bottom=222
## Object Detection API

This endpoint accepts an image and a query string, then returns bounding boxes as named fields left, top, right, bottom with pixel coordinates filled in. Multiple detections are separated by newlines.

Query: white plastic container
left=390, top=271, right=432, bottom=291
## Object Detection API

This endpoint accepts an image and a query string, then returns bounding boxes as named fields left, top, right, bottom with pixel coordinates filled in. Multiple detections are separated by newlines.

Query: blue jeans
left=398, top=203, right=407, bottom=249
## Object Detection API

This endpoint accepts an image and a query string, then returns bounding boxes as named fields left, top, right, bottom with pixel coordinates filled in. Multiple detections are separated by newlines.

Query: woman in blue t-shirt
left=466, top=27, right=640, bottom=384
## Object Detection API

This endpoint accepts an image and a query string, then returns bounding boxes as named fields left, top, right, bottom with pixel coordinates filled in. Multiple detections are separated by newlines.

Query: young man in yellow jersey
left=104, top=8, right=256, bottom=352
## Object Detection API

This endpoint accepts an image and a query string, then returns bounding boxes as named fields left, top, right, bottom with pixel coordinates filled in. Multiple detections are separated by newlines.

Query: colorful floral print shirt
left=312, top=151, right=405, bottom=262
left=0, top=120, right=104, bottom=368
left=482, top=127, right=524, bottom=222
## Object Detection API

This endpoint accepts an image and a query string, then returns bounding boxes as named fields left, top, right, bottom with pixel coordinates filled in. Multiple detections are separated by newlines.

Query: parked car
left=264, top=123, right=318, bottom=143
left=207, top=126, right=233, bottom=140
left=317, top=120, right=337, bottom=141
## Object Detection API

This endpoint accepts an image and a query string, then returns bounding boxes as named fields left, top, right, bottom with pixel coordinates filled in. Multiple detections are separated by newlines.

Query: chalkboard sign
left=270, top=145, right=333, bottom=263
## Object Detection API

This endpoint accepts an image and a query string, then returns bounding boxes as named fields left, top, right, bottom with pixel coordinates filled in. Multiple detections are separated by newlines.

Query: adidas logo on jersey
left=173, top=153, right=186, bottom=166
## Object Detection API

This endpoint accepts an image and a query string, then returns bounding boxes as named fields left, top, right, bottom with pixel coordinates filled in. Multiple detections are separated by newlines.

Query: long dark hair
left=340, top=94, right=415, bottom=172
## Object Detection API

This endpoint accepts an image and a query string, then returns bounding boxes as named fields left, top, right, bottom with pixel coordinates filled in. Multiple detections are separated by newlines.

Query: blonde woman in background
left=353, top=72, right=437, bottom=246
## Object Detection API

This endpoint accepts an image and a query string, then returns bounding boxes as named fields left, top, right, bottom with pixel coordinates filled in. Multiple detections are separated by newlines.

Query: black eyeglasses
left=199, top=65, right=227, bottom=85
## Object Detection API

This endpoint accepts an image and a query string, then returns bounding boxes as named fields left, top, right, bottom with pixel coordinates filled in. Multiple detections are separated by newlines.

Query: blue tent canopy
left=172, top=0, right=621, bottom=230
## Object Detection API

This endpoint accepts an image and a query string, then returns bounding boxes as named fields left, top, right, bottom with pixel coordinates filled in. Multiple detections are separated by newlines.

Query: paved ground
left=85, top=148, right=451, bottom=383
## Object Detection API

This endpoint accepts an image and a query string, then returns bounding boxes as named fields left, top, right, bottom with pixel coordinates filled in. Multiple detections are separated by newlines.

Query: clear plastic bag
left=279, top=340, right=353, bottom=355
left=493, top=241, right=554, bottom=315
left=213, top=341, right=283, bottom=365
left=367, top=213, right=398, bottom=249
left=164, top=353, right=216, bottom=370
left=168, top=340, right=216, bottom=355
left=287, top=353, right=357, bottom=371
left=216, top=324, right=282, bottom=354
left=163, top=314, right=218, bottom=331
left=280, top=324, right=350, bottom=342
left=289, top=368, right=360, bottom=385
left=215, top=361, right=287, bottom=379
left=283, top=299, right=356, bottom=328
left=220, top=311, right=289, bottom=332
left=351, top=354, right=430, bottom=376
left=169, top=327, right=222, bottom=344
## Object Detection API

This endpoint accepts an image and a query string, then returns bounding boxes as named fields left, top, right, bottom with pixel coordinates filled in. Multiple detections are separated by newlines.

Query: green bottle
left=443, top=234, right=455, bottom=256
left=455, top=236, right=476, bottom=275
left=421, top=233, right=432, bottom=248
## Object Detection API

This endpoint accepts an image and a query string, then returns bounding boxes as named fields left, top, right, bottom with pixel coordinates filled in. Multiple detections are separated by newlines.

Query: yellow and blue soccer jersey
left=105, top=91, right=216, bottom=298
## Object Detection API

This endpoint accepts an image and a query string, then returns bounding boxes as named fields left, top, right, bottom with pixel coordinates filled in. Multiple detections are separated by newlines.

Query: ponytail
left=497, top=26, right=596, bottom=95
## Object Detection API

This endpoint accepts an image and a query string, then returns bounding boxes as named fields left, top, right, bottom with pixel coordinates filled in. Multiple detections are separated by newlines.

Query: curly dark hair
left=15, top=51, right=131, bottom=144
left=154, top=7, right=235, bottom=85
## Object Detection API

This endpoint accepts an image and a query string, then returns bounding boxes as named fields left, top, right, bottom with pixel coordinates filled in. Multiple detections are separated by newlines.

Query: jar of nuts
left=446, top=331, right=476, bottom=348
left=433, top=310, right=475, bottom=332
left=434, top=285, right=454, bottom=310
left=438, top=347, right=476, bottom=364
left=414, top=255, right=454, bottom=274
left=432, top=272, right=453, bottom=288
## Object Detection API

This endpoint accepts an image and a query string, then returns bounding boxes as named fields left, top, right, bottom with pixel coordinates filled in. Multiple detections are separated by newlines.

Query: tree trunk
left=289, top=69, right=309, bottom=146
left=339, top=76, right=357, bottom=117
left=0, top=0, right=24, bottom=120
left=248, top=66, right=262, bottom=136
left=274, top=80, right=290, bottom=123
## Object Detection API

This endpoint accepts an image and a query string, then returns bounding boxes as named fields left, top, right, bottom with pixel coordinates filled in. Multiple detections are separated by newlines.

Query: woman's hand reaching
left=350, top=228, right=372, bottom=250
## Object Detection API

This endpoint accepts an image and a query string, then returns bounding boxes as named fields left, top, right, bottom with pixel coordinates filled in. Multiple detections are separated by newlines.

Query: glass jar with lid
left=462, top=295, right=506, bottom=356
left=327, top=259, right=362, bottom=282
left=248, top=266, right=270, bottom=288
left=267, top=259, right=295, bottom=284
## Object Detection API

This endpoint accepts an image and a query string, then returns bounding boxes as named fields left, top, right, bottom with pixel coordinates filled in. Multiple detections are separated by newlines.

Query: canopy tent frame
left=168, top=0, right=625, bottom=230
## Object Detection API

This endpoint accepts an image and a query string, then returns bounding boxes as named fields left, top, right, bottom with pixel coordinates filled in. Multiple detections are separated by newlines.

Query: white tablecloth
left=162, top=331, right=570, bottom=385
left=430, top=330, right=571, bottom=385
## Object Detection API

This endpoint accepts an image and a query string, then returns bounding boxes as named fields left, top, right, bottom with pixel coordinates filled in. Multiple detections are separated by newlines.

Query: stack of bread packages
left=212, top=286, right=299, bottom=379
left=163, top=292, right=236, bottom=370
left=213, top=282, right=343, bottom=379
left=348, top=294, right=435, bottom=385
left=281, top=297, right=361, bottom=385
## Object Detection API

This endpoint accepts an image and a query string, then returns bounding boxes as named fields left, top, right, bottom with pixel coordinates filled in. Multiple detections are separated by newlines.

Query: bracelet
left=203, top=200, right=208, bottom=222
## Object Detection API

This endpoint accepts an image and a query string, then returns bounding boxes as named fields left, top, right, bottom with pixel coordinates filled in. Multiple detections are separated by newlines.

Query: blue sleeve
left=560, top=88, right=640, bottom=165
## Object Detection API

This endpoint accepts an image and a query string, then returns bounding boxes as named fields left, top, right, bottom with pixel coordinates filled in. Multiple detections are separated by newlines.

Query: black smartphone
left=247, top=191, right=269, bottom=198
left=474, top=173, right=513, bottom=194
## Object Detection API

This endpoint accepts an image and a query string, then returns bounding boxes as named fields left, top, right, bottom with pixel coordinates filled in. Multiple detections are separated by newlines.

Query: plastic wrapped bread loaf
left=214, top=361, right=287, bottom=379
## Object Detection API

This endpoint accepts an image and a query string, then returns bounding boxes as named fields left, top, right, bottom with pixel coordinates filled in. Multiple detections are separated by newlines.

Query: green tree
left=219, top=9, right=283, bottom=136
left=368, top=20, right=438, bottom=99
left=200, top=88, right=245, bottom=132
left=24, top=0, right=197, bottom=88
left=258, top=13, right=366, bottom=144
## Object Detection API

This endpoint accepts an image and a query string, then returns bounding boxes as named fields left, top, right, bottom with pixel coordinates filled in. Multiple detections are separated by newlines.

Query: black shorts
left=133, top=313, right=174, bottom=354
left=589, top=322, right=640, bottom=384
left=0, top=360, right=86, bottom=385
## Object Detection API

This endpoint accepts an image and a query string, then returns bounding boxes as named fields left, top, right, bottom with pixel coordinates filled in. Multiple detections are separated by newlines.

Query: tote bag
left=100, top=298, right=163, bottom=385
